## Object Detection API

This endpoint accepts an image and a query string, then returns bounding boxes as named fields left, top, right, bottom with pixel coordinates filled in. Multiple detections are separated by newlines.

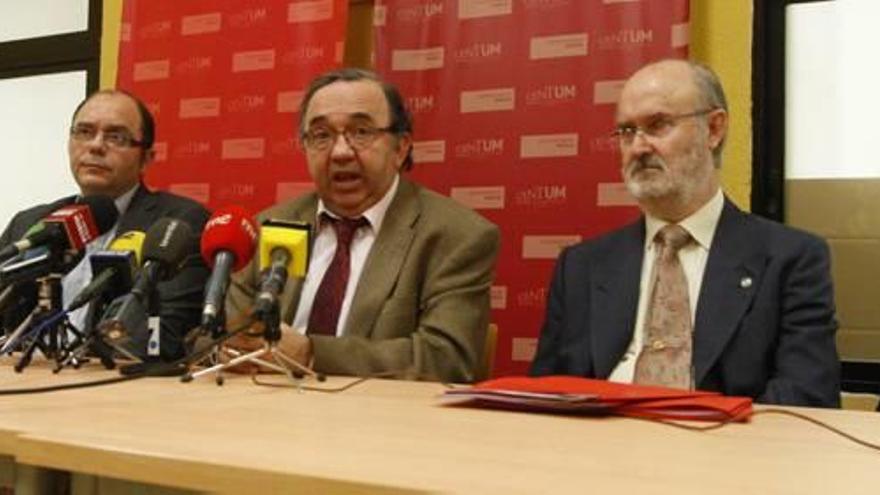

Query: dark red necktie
left=307, top=213, right=369, bottom=336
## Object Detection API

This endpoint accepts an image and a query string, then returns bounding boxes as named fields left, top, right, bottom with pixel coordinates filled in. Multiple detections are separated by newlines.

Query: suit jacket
left=226, top=178, right=500, bottom=383
left=530, top=199, right=841, bottom=407
left=0, top=185, right=210, bottom=360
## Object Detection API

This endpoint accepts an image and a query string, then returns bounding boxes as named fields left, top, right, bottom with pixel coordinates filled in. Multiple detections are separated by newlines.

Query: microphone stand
left=181, top=302, right=320, bottom=387
left=12, top=274, right=85, bottom=372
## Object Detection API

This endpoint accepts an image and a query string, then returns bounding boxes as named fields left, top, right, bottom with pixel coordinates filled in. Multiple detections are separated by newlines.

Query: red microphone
left=0, top=195, right=118, bottom=262
left=200, top=206, right=258, bottom=329
left=44, top=204, right=100, bottom=251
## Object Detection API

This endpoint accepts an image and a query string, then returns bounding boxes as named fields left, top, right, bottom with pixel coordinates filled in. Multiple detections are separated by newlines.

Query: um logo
left=597, top=29, right=654, bottom=50
left=455, top=42, right=502, bottom=62
left=397, top=2, right=443, bottom=22
left=515, top=185, right=568, bottom=207
left=406, top=95, right=435, bottom=113
left=525, top=84, right=577, bottom=105
left=454, top=138, right=504, bottom=158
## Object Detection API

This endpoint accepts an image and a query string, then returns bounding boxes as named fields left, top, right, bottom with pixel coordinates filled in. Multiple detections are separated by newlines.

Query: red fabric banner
left=116, top=0, right=349, bottom=214
left=373, top=0, right=689, bottom=375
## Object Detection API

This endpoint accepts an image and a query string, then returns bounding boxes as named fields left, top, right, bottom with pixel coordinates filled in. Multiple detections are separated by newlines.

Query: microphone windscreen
left=200, top=206, right=258, bottom=271
left=258, top=220, right=310, bottom=277
left=108, top=230, right=146, bottom=266
left=141, top=218, right=195, bottom=269
left=79, top=195, right=119, bottom=234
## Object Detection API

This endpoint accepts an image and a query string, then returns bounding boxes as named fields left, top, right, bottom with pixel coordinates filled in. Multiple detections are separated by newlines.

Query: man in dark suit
left=225, top=69, right=499, bottom=383
left=0, top=90, right=209, bottom=360
left=530, top=60, right=840, bottom=407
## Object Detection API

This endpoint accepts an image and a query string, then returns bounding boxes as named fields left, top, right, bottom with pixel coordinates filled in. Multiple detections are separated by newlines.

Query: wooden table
left=0, top=363, right=877, bottom=494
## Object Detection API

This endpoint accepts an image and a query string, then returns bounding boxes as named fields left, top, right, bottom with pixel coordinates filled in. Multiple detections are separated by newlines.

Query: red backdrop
left=116, top=0, right=349, bottom=213
left=373, top=0, right=689, bottom=375
left=117, top=0, right=688, bottom=376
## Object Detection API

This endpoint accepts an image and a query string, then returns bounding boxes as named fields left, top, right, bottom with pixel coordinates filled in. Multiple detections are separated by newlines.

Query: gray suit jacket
left=531, top=199, right=841, bottom=407
left=226, top=179, right=500, bottom=383
left=0, top=185, right=210, bottom=360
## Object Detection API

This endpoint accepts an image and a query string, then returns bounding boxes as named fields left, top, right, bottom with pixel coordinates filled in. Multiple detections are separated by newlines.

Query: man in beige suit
left=225, top=69, right=500, bottom=383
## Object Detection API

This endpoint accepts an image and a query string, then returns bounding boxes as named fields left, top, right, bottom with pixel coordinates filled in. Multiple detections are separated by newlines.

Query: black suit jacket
left=530, top=199, right=841, bottom=407
left=0, top=185, right=210, bottom=360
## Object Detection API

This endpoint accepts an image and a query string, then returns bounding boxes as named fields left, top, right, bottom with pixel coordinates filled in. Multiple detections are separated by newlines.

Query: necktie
left=307, top=213, right=369, bottom=336
left=633, top=224, right=694, bottom=389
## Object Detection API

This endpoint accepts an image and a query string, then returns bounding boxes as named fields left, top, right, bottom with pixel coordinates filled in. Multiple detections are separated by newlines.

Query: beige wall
left=788, top=181, right=880, bottom=360
left=690, top=0, right=753, bottom=210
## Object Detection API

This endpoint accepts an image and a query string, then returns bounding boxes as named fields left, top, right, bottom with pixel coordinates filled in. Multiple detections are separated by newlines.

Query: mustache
left=626, top=155, right=666, bottom=174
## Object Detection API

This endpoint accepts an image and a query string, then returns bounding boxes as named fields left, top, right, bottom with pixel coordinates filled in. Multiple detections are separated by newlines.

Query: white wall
left=0, top=0, right=89, bottom=42
left=787, top=0, right=880, bottom=179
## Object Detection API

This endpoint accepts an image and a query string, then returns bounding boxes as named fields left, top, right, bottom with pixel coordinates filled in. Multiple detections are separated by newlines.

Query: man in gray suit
left=530, top=60, right=840, bottom=407
left=226, top=69, right=500, bottom=383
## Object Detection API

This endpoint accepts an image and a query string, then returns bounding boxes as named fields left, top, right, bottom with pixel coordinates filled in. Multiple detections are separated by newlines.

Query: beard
left=622, top=139, right=712, bottom=207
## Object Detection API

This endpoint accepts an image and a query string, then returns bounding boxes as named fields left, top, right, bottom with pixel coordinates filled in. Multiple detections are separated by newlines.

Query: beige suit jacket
left=226, top=179, right=500, bottom=382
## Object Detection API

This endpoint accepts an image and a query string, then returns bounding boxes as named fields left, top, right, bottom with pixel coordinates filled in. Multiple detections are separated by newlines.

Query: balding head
left=614, top=59, right=729, bottom=222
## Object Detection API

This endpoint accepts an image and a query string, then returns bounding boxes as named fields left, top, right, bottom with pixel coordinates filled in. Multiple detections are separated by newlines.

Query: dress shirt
left=292, top=175, right=399, bottom=337
left=608, top=188, right=725, bottom=383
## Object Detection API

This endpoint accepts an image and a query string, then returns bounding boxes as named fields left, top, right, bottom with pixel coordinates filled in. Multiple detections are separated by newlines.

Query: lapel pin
left=740, top=277, right=753, bottom=289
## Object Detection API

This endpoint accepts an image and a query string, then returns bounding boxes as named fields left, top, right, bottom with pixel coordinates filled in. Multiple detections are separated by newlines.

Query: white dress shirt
left=608, top=188, right=725, bottom=383
left=292, top=175, right=400, bottom=337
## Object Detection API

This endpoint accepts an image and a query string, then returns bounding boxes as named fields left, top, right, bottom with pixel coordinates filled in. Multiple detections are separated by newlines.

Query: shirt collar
left=113, top=183, right=139, bottom=218
left=644, top=188, right=724, bottom=250
left=316, top=174, right=400, bottom=234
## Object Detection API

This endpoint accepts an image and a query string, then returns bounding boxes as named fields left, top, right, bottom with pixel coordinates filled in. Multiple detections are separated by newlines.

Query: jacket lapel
left=692, top=199, right=767, bottom=386
left=116, top=185, right=158, bottom=234
left=590, top=220, right=645, bottom=377
left=343, top=179, right=418, bottom=338
left=276, top=199, right=318, bottom=325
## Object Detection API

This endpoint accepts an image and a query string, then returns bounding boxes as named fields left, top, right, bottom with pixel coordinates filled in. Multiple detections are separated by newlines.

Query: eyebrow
left=307, top=112, right=377, bottom=127
left=73, top=122, right=135, bottom=134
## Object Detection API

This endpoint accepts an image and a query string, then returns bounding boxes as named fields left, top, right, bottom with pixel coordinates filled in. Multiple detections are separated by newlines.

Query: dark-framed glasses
left=69, top=125, right=145, bottom=149
left=301, top=124, right=395, bottom=152
left=612, top=108, right=716, bottom=145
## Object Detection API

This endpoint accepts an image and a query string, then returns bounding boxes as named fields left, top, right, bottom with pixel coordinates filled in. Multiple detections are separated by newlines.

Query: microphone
left=65, top=230, right=146, bottom=313
left=254, top=219, right=310, bottom=318
left=200, top=206, right=258, bottom=329
left=0, top=195, right=118, bottom=263
left=97, top=218, right=196, bottom=358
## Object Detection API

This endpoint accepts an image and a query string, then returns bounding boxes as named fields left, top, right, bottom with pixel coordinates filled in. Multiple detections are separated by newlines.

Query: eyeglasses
left=612, top=108, right=716, bottom=145
left=301, top=124, right=395, bottom=152
left=69, top=125, right=145, bottom=149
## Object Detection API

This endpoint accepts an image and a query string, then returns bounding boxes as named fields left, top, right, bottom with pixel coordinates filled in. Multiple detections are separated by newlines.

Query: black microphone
left=0, top=195, right=118, bottom=263
left=65, top=231, right=146, bottom=313
left=97, top=218, right=195, bottom=359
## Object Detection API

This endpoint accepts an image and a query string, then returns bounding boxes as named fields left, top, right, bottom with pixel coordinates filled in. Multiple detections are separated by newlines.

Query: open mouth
left=331, top=171, right=362, bottom=187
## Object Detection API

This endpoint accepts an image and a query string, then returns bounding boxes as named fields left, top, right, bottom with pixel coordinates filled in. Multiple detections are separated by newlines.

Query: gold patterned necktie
left=633, top=224, right=694, bottom=389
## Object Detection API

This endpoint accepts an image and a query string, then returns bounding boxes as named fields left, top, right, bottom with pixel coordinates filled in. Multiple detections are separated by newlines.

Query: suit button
left=740, top=276, right=753, bottom=289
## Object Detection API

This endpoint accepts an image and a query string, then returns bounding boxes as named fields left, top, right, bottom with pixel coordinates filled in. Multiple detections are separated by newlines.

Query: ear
left=394, top=133, right=412, bottom=170
left=706, top=109, right=728, bottom=152
left=140, top=148, right=155, bottom=169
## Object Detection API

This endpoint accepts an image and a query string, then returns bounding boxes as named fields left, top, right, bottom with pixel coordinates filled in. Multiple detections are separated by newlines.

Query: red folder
left=441, top=375, right=753, bottom=422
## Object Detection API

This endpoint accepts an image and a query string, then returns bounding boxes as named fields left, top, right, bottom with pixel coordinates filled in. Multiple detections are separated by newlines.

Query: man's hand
left=223, top=324, right=312, bottom=374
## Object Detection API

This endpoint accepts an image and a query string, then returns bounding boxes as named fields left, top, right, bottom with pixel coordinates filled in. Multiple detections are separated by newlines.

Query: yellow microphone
left=108, top=230, right=146, bottom=266
left=255, top=220, right=310, bottom=319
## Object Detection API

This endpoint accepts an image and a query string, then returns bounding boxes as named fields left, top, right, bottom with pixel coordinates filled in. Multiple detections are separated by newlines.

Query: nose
left=83, top=132, right=108, bottom=153
left=329, top=132, right=356, bottom=160
left=626, top=129, right=654, bottom=157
